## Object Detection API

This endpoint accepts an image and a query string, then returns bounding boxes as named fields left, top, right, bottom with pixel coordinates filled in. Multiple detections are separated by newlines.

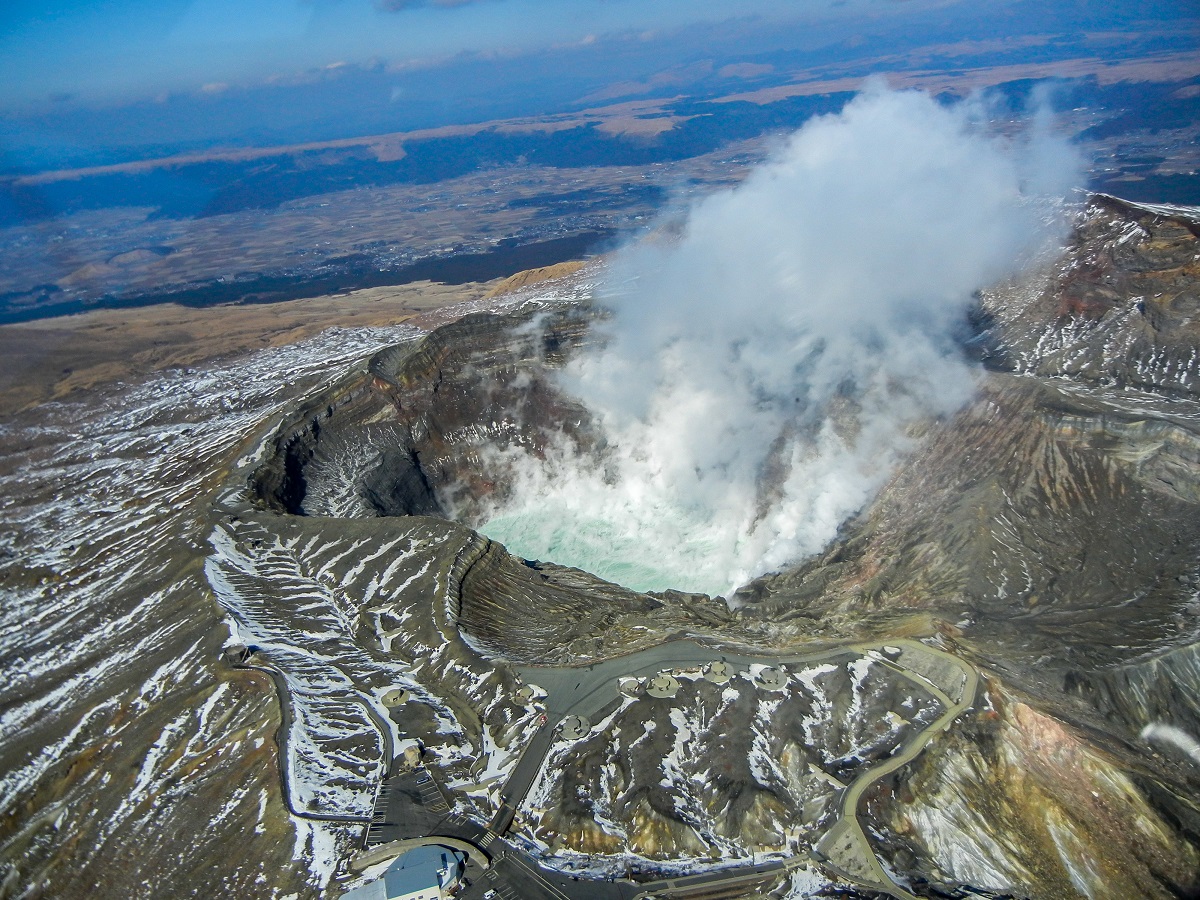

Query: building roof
left=342, top=844, right=465, bottom=900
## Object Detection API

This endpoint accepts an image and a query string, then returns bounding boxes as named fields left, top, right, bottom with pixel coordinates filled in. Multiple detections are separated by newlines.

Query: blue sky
left=0, top=0, right=970, bottom=108
left=0, top=0, right=1193, bottom=173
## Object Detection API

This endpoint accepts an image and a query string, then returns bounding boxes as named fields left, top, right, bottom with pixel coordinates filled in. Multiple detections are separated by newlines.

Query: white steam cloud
left=479, top=85, right=1081, bottom=596
left=1141, top=723, right=1200, bottom=765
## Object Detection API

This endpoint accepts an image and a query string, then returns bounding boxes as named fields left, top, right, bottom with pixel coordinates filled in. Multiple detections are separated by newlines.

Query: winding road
left=349, top=636, right=979, bottom=900
left=813, top=641, right=978, bottom=900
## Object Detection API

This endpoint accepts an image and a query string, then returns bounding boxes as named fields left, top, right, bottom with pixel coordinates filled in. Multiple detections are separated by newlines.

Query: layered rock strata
left=233, top=196, right=1200, bottom=898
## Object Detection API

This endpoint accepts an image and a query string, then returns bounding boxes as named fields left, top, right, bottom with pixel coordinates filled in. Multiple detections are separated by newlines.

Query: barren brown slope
left=0, top=280, right=496, bottom=416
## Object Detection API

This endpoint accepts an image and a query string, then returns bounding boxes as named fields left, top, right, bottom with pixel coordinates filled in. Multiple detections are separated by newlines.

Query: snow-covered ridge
left=982, top=194, right=1200, bottom=399
left=0, top=321, right=431, bottom=897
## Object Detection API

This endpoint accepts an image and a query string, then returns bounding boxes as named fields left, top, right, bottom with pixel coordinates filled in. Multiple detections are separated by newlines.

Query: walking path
left=234, top=659, right=376, bottom=825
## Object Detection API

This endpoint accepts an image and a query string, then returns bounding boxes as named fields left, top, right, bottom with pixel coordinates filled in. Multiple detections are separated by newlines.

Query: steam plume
left=1141, top=723, right=1200, bottom=765
left=479, top=84, right=1081, bottom=596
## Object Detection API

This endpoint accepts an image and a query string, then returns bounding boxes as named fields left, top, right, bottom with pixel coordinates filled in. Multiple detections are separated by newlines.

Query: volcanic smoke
left=477, top=84, right=1081, bottom=596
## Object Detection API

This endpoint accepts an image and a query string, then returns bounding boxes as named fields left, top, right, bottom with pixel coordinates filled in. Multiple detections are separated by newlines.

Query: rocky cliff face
left=237, top=197, right=1200, bottom=898
left=983, top=194, right=1200, bottom=395
left=873, top=682, right=1199, bottom=898
left=733, top=197, right=1200, bottom=898
left=253, top=308, right=599, bottom=522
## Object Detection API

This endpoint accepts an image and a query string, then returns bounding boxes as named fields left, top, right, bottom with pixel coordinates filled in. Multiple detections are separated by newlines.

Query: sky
left=0, top=0, right=952, bottom=109
left=0, top=0, right=1002, bottom=169
left=0, top=0, right=1193, bottom=172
